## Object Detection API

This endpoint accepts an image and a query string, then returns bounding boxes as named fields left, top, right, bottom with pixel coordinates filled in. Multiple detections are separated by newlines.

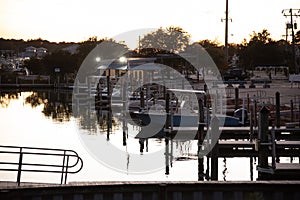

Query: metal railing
left=0, top=145, right=83, bottom=186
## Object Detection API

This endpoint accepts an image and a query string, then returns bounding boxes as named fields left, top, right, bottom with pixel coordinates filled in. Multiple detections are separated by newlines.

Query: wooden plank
left=276, top=163, right=300, bottom=170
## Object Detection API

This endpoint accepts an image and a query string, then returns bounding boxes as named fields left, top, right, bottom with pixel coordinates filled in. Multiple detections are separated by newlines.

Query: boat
left=132, top=110, right=240, bottom=127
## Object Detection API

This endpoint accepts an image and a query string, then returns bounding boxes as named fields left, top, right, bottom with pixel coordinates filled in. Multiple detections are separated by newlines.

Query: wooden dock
left=217, top=140, right=300, bottom=157
left=1, top=181, right=300, bottom=200
left=136, top=126, right=300, bottom=140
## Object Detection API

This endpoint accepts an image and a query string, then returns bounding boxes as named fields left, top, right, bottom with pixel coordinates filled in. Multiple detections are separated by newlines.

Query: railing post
left=64, top=155, right=69, bottom=184
left=61, top=150, right=66, bottom=184
left=17, top=148, right=23, bottom=186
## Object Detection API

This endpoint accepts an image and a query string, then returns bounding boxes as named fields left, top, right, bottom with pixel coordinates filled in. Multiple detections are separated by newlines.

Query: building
left=24, top=46, right=48, bottom=58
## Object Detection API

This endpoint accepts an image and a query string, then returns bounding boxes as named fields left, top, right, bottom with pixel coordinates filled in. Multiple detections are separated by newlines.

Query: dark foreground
left=1, top=181, right=299, bottom=200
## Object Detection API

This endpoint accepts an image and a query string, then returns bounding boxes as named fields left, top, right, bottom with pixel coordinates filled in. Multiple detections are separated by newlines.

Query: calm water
left=1, top=89, right=284, bottom=183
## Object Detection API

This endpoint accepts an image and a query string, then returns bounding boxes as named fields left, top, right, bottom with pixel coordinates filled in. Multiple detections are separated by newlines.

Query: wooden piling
left=275, top=92, right=281, bottom=128
left=235, top=87, right=239, bottom=110
left=254, top=98, right=257, bottom=127
left=203, top=84, right=207, bottom=107
left=290, top=99, right=294, bottom=122
left=258, top=106, right=270, bottom=180
left=140, top=90, right=144, bottom=109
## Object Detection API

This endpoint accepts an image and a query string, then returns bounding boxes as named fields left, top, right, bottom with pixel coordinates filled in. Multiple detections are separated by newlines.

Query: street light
left=95, top=57, right=101, bottom=62
left=119, top=56, right=127, bottom=63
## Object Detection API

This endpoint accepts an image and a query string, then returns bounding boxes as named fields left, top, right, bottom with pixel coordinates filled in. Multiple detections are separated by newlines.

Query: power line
left=221, top=0, right=232, bottom=67
left=282, top=8, right=300, bottom=74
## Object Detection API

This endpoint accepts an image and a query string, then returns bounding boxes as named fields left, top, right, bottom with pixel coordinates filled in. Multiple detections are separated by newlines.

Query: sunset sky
left=0, top=0, right=300, bottom=49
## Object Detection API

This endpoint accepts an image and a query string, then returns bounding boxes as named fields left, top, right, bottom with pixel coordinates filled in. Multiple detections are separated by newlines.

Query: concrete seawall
left=1, top=181, right=300, bottom=200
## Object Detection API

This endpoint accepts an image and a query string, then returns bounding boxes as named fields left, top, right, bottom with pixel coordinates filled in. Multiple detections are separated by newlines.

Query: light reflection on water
left=0, top=89, right=280, bottom=183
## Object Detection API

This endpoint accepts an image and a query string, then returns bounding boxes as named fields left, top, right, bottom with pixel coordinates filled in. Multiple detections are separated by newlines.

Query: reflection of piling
left=257, top=106, right=270, bottom=180
left=210, top=116, right=219, bottom=181
left=197, top=98, right=204, bottom=181
left=275, top=92, right=281, bottom=128
left=165, top=138, right=170, bottom=175
left=139, top=139, right=145, bottom=154
left=165, top=92, right=170, bottom=136
left=122, top=82, right=127, bottom=146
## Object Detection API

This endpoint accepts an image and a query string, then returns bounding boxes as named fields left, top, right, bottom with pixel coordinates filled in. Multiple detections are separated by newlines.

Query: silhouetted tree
left=24, top=57, right=46, bottom=75
left=197, top=40, right=227, bottom=71
left=238, top=29, right=287, bottom=70
left=139, top=26, right=190, bottom=55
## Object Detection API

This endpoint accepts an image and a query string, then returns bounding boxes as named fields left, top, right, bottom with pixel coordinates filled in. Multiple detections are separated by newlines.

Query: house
left=24, top=46, right=36, bottom=58
left=36, top=47, right=48, bottom=58
left=24, top=46, right=48, bottom=58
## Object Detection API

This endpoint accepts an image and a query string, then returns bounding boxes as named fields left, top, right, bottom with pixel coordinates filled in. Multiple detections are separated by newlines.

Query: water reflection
left=0, top=91, right=20, bottom=108
left=0, top=90, right=263, bottom=181
left=25, top=91, right=72, bottom=122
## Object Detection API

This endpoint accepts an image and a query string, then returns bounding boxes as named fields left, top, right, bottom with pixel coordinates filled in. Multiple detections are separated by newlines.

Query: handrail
left=0, top=145, right=83, bottom=186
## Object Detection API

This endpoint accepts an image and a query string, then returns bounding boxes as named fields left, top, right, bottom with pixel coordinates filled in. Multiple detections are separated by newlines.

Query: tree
left=24, top=57, right=46, bottom=75
left=238, top=29, right=287, bottom=70
left=197, top=40, right=227, bottom=71
left=139, top=26, right=190, bottom=55
left=43, top=50, right=77, bottom=75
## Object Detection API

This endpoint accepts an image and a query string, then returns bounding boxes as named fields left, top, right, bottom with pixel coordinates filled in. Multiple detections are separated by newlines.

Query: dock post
left=254, top=97, right=257, bottom=127
left=204, top=84, right=207, bottom=107
left=258, top=106, right=270, bottom=180
left=275, top=92, right=281, bottom=128
left=250, top=106, right=254, bottom=142
left=106, top=71, right=111, bottom=104
left=290, top=99, right=294, bottom=122
left=235, top=87, right=239, bottom=110
left=210, top=116, right=219, bottom=181
left=140, top=90, right=145, bottom=110
left=247, top=93, right=250, bottom=112
left=271, top=125, right=276, bottom=169
left=197, top=98, right=204, bottom=181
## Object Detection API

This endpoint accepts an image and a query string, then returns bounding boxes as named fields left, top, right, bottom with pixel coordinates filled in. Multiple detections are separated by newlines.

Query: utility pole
left=221, top=0, right=232, bottom=67
left=282, top=8, right=300, bottom=74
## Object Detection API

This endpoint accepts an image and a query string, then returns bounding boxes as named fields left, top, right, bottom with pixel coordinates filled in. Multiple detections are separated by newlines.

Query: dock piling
left=258, top=106, right=270, bottom=180
left=275, top=92, right=280, bottom=128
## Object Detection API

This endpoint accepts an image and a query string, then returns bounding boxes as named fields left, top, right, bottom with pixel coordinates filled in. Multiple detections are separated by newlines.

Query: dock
left=1, top=181, right=300, bottom=200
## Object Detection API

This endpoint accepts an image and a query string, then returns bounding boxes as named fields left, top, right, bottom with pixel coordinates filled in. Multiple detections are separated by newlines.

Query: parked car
left=223, top=68, right=247, bottom=81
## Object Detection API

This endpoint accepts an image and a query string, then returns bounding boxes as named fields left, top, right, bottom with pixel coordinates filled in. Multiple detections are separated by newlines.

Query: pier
left=1, top=181, right=300, bottom=200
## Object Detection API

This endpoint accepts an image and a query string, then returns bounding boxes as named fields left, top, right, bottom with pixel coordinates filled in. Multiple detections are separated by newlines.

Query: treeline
left=1, top=27, right=300, bottom=77
left=0, top=38, right=75, bottom=53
